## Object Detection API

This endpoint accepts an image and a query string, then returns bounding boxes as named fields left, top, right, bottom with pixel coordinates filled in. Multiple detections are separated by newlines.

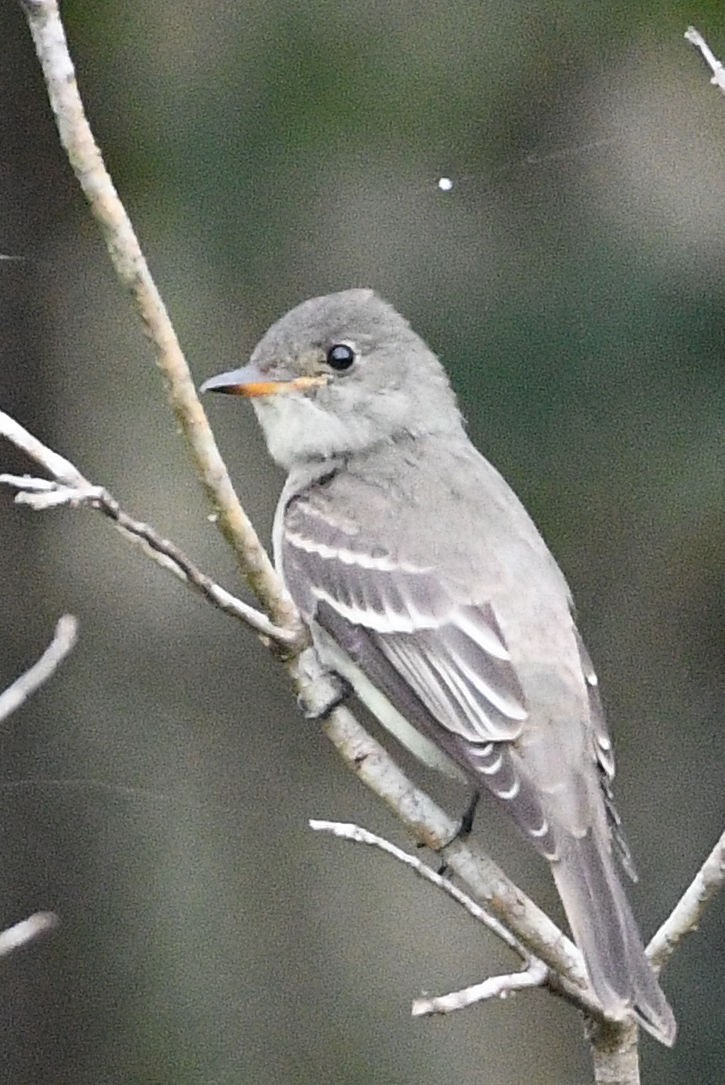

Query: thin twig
left=685, top=27, right=725, bottom=93
left=312, top=697, right=591, bottom=986
left=647, top=828, right=725, bottom=972
left=413, top=959, right=548, bottom=1017
left=0, top=412, right=295, bottom=647
left=309, top=815, right=604, bottom=1021
left=18, top=0, right=301, bottom=637
left=310, top=820, right=552, bottom=1017
left=0, top=411, right=85, bottom=488
left=0, top=912, right=58, bottom=957
left=309, top=819, right=527, bottom=955
left=0, top=615, right=77, bottom=724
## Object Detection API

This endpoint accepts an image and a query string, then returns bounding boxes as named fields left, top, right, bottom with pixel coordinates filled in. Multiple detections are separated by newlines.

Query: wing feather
left=283, top=497, right=527, bottom=742
left=576, top=632, right=637, bottom=880
left=282, top=491, right=559, bottom=858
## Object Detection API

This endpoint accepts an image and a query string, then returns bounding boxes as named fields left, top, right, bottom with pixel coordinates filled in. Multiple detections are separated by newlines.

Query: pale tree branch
left=309, top=819, right=528, bottom=955
left=0, top=912, right=58, bottom=957
left=0, top=410, right=295, bottom=648
left=413, top=960, right=549, bottom=1018
left=587, top=1020, right=640, bottom=1085
left=0, top=614, right=77, bottom=724
left=0, top=619, right=74, bottom=955
left=309, top=819, right=603, bottom=1020
left=685, top=26, right=725, bottom=93
left=17, top=0, right=300, bottom=636
left=647, top=829, right=725, bottom=972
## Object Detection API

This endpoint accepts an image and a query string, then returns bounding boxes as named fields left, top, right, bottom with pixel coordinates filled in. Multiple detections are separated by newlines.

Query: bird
left=201, top=288, right=676, bottom=1046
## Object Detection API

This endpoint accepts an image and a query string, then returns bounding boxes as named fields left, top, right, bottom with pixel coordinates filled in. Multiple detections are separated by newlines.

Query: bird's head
left=201, top=289, right=462, bottom=469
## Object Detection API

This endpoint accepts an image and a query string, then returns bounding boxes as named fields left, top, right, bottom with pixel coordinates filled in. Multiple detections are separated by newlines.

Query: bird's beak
left=200, top=364, right=327, bottom=399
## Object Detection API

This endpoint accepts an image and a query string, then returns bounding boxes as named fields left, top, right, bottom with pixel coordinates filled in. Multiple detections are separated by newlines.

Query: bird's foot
left=433, top=792, right=481, bottom=875
left=295, top=647, right=352, bottom=720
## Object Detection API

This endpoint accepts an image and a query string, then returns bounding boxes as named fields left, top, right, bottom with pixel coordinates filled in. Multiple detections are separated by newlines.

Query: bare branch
left=587, top=1019, right=639, bottom=1085
left=0, top=410, right=85, bottom=488
left=311, top=696, right=591, bottom=993
left=0, top=912, right=58, bottom=957
left=685, top=26, right=725, bottom=93
left=17, top=0, right=301, bottom=637
left=0, top=615, right=77, bottom=724
left=648, top=828, right=725, bottom=972
left=309, top=819, right=527, bottom=956
left=311, top=819, right=551, bottom=1017
left=412, top=959, right=548, bottom=1017
left=309, top=816, right=605, bottom=1021
left=0, top=412, right=295, bottom=647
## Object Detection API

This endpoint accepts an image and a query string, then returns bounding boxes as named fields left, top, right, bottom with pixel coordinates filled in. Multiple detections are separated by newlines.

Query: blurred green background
left=1, top=1, right=723, bottom=1083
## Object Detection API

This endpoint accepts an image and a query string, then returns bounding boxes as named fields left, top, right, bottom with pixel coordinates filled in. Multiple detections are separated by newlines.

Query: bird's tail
left=552, top=831, right=676, bottom=1047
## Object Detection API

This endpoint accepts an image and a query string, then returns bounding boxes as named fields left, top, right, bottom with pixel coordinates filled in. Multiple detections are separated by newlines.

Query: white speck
left=207, top=512, right=218, bottom=523
left=437, top=176, right=454, bottom=192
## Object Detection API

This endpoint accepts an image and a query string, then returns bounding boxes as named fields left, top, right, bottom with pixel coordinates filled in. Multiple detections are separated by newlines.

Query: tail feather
left=552, top=831, right=676, bottom=1047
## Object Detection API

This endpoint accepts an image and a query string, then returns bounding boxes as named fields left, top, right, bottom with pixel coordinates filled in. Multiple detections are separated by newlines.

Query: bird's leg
left=424, top=791, right=481, bottom=875
left=294, top=646, right=353, bottom=720
left=458, top=790, right=481, bottom=838
left=298, top=672, right=352, bottom=720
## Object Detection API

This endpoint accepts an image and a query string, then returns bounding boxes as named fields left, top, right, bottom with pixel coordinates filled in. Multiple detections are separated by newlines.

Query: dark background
left=1, top=2, right=723, bottom=1083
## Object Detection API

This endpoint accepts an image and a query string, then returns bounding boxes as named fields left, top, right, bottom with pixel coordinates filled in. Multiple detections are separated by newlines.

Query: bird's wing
left=575, top=633, right=637, bottom=879
left=281, top=489, right=558, bottom=857
left=283, top=492, right=527, bottom=742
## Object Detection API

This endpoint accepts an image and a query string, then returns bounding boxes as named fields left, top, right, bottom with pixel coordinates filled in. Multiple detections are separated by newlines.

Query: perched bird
left=202, top=289, right=675, bottom=1045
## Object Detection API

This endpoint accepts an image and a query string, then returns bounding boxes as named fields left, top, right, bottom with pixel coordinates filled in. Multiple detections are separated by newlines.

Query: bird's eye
left=325, top=343, right=356, bottom=371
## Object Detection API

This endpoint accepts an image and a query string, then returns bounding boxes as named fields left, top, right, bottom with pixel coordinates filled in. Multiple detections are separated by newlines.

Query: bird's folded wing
left=282, top=493, right=558, bottom=857
left=576, top=633, right=636, bottom=879
left=283, top=499, right=527, bottom=743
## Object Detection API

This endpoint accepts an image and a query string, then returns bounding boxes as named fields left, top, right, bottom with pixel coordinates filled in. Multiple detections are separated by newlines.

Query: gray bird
left=202, top=288, right=675, bottom=1046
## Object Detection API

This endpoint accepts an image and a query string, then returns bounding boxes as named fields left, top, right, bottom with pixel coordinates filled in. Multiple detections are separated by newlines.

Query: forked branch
left=0, top=411, right=294, bottom=647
